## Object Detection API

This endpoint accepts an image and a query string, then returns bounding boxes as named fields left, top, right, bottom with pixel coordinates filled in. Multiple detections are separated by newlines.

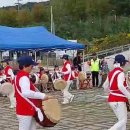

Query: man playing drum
left=14, top=56, right=52, bottom=130
left=103, top=54, right=130, bottom=130
left=61, top=54, right=74, bottom=104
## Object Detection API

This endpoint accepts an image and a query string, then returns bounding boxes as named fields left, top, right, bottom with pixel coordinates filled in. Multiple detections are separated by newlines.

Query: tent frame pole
left=82, top=50, right=85, bottom=71
left=34, top=51, right=37, bottom=62
left=47, top=52, right=49, bottom=69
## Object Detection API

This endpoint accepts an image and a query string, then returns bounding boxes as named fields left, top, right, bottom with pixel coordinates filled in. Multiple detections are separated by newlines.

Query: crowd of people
left=0, top=52, right=110, bottom=94
left=0, top=53, right=130, bottom=130
left=0, top=52, right=110, bottom=107
left=87, top=53, right=109, bottom=88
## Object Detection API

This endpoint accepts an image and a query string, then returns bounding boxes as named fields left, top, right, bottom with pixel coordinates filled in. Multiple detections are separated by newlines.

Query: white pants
left=62, top=80, right=73, bottom=102
left=109, top=102, right=127, bottom=130
left=76, top=77, right=79, bottom=90
left=8, top=90, right=16, bottom=108
left=98, top=74, right=102, bottom=87
left=17, top=115, right=36, bottom=130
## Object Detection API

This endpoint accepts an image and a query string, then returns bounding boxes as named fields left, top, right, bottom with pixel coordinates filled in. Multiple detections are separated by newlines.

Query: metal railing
left=84, top=44, right=130, bottom=60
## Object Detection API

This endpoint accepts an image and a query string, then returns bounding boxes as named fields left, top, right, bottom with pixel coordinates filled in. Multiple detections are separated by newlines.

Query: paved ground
left=0, top=88, right=130, bottom=130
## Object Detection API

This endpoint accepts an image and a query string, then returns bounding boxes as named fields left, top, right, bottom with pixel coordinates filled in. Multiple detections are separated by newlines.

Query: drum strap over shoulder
left=109, top=70, right=127, bottom=98
left=14, top=77, right=44, bottom=122
left=109, top=70, right=121, bottom=88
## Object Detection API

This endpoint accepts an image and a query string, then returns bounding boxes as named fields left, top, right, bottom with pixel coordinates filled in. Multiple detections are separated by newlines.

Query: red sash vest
left=74, top=71, right=79, bottom=78
left=62, top=61, right=74, bottom=81
left=15, top=70, right=40, bottom=116
left=108, top=67, right=128, bottom=102
left=4, top=66, right=12, bottom=82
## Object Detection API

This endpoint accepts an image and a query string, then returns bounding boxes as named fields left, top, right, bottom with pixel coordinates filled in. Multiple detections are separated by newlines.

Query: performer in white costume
left=103, top=54, right=130, bottom=130
left=1, top=59, right=14, bottom=82
left=1, top=59, right=15, bottom=108
left=15, top=56, right=52, bottom=130
left=61, top=54, right=74, bottom=104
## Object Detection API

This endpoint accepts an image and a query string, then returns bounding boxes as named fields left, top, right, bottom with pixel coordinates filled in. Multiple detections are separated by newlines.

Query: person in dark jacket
left=73, top=52, right=82, bottom=71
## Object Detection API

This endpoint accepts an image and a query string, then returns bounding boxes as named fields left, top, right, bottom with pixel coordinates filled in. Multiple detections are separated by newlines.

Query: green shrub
left=87, top=33, right=130, bottom=53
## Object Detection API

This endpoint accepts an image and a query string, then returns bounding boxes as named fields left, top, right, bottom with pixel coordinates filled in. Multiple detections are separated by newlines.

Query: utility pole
left=51, top=6, right=53, bottom=33
left=51, top=6, right=55, bottom=34
left=15, top=0, right=23, bottom=12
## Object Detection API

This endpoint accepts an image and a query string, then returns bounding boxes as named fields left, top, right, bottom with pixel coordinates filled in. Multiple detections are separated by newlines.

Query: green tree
left=17, top=9, right=32, bottom=26
left=109, top=0, right=130, bottom=16
left=0, top=8, right=17, bottom=26
left=32, top=3, right=49, bottom=23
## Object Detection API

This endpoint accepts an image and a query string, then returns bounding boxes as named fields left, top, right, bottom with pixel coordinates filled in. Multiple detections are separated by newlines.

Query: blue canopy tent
left=0, top=26, right=85, bottom=51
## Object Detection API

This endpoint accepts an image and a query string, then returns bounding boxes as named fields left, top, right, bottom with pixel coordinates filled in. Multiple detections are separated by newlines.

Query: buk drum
left=78, top=71, right=86, bottom=81
left=0, top=79, right=14, bottom=95
left=126, top=71, right=130, bottom=86
left=40, top=74, right=49, bottom=84
left=34, top=98, right=61, bottom=127
left=53, top=79, right=67, bottom=90
left=127, top=71, right=130, bottom=80
left=30, top=73, right=39, bottom=84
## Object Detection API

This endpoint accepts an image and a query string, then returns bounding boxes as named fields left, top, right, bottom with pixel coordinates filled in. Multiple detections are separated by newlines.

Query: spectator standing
left=73, top=52, right=82, bottom=71
left=90, top=53, right=100, bottom=87
left=100, top=57, right=109, bottom=86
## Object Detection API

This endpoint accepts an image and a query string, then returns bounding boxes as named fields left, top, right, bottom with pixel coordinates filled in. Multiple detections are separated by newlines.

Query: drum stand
left=47, top=82, right=55, bottom=92
left=41, top=82, right=54, bottom=93
left=79, top=79, right=92, bottom=89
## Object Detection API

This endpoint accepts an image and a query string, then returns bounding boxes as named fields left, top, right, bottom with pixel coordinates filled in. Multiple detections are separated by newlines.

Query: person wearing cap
left=61, top=54, right=74, bottom=104
left=15, top=56, right=53, bottom=130
left=103, top=54, right=130, bottom=130
left=1, top=58, right=15, bottom=83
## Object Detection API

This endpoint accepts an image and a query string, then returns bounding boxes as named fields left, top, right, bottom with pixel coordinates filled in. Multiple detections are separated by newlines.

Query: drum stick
left=85, top=95, right=108, bottom=103
left=95, top=95, right=108, bottom=99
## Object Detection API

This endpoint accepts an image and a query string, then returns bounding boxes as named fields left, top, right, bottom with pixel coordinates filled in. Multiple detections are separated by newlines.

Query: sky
left=0, top=0, right=49, bottom=7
